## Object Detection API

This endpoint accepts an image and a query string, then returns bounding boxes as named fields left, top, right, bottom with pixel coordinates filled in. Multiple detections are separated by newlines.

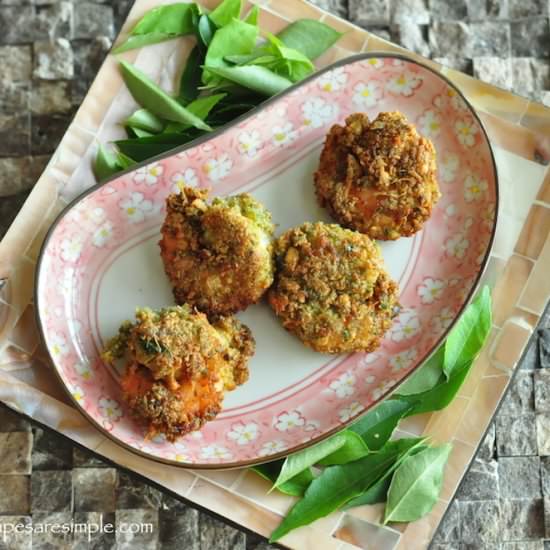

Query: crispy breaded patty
left=121, top=364, right=223, bottom=441
left=101, top=306, right=255, bottom=440
left=314, top=112, right=440, bottom=240
left=159, top=187, right=275, bottom=316
left=121, top=306, right=225, bottom=390
left=268, top=222, right=399, bottom=353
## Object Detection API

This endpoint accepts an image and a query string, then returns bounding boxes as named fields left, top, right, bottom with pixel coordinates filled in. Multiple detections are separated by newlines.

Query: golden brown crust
left=103, top=306, right=255, bottom=441
left=125, top=306, right=225, bottom=388
left=159, top=187, right=274, bottom=316
left=268, top=222, right=399, bottom=353
left=314, top=112, right=440, bottom=240
left=121, top=364, right=222, bottom=441
left=213, top=316, right=255, bottom=390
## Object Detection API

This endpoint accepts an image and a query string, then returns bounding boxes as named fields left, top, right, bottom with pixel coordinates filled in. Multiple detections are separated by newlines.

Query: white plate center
left=95, top=146, right=418, bottom=412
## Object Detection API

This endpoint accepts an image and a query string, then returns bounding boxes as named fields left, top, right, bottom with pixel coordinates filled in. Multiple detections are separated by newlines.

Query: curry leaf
left=317, top=431, right=369, bottom=466
left=115, top=131, right=204, bottom=161
left=397, top=346, right=445, bottom=396
left=119, top=61, right=211, bottom=131
left=165, top=93, right=226, bottom=132
left=188, top=93, right=228, bottom=118
left=206, top=65, right=292, bottom=96
left=127, top=126, right=154, bottom=138
left=114, top=33, right=177, bottom=54
left=131, top=3, right=199, bottom=35
left=207, top=100, right=258, bottom=125
left=264, top=32, right=315, bottom=81
left=384, top=444, right=452, bottom=523
left=226, top=33, right=315, bottom=82
left=444, top=286, right=492, bottom=379
left=94, top=144, right=121, bottom=181
left=209, top=0, right=242, bottom=28
left=178, top=45, right=204, bottom=103
left=253, top=461, right=313, bottom=497
left=349, top=399, right=412, bottom=450
left=244, top=5, right=259, bottom=25
left=224, top=52, right=269, bottom=65
left=203, top=18, right=259, bottom=84
left=400, top=360, right=473, bottom=416
left=125, top=109, right=165, bottom=134
left=115, top=151, right=137, bottom=169
left=113, top=4, right=199, bottom=53
left=345, top=476, right=392, bottom=507
left=196, top=15, right=216, bottom=48
left=274, top=433, right=347, bottom=489
left=276, top=19, right=342, bottom=60
left=269, top=438, right=424, bottom=542
left=344, top=443, right=429, bottom=509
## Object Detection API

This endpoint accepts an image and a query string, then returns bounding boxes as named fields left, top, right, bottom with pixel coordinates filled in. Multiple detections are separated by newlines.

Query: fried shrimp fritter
left=159, top=187, right=275, bottom=316
left=101, top=306, right=255, bottom=440
left=123, top=307, right=225, bottom=390
left=268, top=222, right=399, bottom=353
left=314, top=112, right=440, bottom=240
left=121, top=364, right=223, bottom=441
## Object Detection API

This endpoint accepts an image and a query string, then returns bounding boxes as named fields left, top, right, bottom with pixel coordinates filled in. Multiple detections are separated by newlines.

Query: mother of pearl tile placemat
left=1, top=1, right=550, bottom=548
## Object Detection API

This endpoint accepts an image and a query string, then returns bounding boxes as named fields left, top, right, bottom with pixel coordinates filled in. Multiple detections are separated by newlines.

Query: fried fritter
left=121, top=364, right=223, bottom=441
left=268, top=222, right=399, bottom=353
left=314, top=112, right=440, bottom=240
left=123, top=306, right=225, bottom=390
left=101, top=306, right=255, bottom=440
left=159, top=187, right=275, bottom=316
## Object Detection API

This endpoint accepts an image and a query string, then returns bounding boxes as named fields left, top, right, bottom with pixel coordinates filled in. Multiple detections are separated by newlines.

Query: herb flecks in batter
left=102, top=306, right=255, bottom=441
left=268, top=222, right=399, bottom=353
left=160, top=187, right=275, bottom=316
left=314, top=112, right=440, bottom=240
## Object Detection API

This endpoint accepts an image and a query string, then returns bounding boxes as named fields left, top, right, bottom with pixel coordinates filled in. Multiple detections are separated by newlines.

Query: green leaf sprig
left=95, top=0, right=343, bottom=180
left=114, top=4, right=201, bottom=53
left=384, top=444, right=452, bottom=523
left=260, top=287, right=492, bottom=542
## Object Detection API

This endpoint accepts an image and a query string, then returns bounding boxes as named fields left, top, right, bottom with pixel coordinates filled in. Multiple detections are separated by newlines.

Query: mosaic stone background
left=1, top=0, right=550, bottom=548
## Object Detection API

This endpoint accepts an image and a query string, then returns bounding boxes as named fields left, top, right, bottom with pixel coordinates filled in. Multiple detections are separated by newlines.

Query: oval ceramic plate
left=36, top=53, right=498, bottom=468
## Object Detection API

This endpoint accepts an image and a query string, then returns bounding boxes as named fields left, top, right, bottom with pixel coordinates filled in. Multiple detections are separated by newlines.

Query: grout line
left=191, top=473, right=288, bottom=517
left=229, top=469, right=248, bottom=491
left=517, top=100, right=532, bottom=126
left=482, top=372, right=512, bottom=378
left=452, top=436, right=476, bottom=448
left=517, top=304, right=544, bottom=317
left=488, top=357, right=514, bottom=374
left=184, top=474, right=199, bottom=497
left=516, top=272, right=543, bottom=315
left=510, top=250, right=537, bottom=263
left=488, top=250, right=515, bottom=262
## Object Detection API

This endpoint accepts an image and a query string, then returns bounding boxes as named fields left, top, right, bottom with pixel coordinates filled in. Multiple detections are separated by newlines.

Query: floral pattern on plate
left=36, top=55, right=498, bottom=467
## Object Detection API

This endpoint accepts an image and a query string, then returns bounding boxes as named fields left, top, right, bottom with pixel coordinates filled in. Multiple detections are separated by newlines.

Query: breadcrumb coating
left=268, top=222, right=399, bottom=353
left=159, top=187, right=275, bottom=316
left=314, top=112, right=440, bottom=240
left=101, top=306, right=255, bottom=440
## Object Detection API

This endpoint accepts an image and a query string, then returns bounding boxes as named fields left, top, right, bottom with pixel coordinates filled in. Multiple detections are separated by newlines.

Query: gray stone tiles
left=31, top=470, right=73, bottom=513
left=73, top=468, right=117, bottom=512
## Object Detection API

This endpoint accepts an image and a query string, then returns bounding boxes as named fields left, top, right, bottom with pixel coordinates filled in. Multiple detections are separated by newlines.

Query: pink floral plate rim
left=34, top=52, right=499, bottom=469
